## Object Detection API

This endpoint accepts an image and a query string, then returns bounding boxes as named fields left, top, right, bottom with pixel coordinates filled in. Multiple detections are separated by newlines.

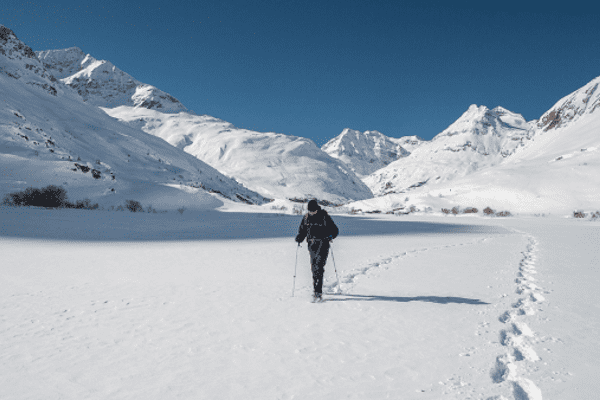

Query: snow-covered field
left=1, top=206, right=598, bottom=400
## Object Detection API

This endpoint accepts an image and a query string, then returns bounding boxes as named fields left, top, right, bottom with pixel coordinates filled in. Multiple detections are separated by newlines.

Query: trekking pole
left=330, top=244, right=341, bottom=294
left=292, top=243, right=300, bottom=297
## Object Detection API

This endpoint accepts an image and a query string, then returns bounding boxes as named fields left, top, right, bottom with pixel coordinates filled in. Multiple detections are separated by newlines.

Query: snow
left=363, top=105, right=534, bottom=197
left=104, top=106, right=373, bottom=204
left=321, top=128, right=411, bottom=177
left=1, top=206, right=599, bottom=400
left=36, top=47, right=187, bottom=113
left=1, top=25, right=266, bottom=208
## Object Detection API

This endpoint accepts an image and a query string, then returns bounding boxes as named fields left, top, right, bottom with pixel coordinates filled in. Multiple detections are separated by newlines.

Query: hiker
left=295, top=199, right=339, bottom=301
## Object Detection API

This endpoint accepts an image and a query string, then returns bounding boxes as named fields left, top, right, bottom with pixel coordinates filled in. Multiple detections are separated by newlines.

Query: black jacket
left=296, top=209, right=339, bottom=243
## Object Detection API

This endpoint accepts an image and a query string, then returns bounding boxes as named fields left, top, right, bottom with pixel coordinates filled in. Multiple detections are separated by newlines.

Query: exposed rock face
left=36, top=48, right=187, bottom=112
left=538, top=76, right=600, bottom=131
left=0, top=25, right=36, bottom=59
left=0, top=25, right=59, bottom=95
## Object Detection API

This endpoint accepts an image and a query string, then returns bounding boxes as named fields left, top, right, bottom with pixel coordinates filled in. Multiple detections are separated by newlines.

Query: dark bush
left=573, top=211, right=586, bottom=218
left=451, top=206, right=460, bottom=215
left=125, top=200, right=143, bottom=213
left=463, top=207, right=479, bottom=214
left=2, top=185, right=67, bottom=208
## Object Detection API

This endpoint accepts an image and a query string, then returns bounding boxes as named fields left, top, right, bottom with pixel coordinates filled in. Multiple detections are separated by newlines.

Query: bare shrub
left=125, top=200, right=143, bottom=213
left=573, top=211, right=586, bottom=218
left=451, top=206, right=460, bottom=215
left=496, top=211, right=512, bottom=217
left=177, top=206, right=186, bottom=215
left=591, top=211, right=600, bottom=220
left=116, top=205, right=124, bottom=212
left=69, top=199, right=99, bottom=210
left=463, top=207, right=478, bottom=214
left=483, top=207, right=495, bottom=216
left=441, top=208, right=451, bottom=214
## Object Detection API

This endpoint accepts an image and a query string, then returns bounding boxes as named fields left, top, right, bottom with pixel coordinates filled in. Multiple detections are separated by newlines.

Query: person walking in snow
left=295, top=199, right=339, bottom=302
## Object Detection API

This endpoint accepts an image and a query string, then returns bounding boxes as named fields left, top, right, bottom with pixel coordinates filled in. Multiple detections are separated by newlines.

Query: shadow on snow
left=324, top=293, right=490, bottom=305
left=0, top=207, right=507, bottom=242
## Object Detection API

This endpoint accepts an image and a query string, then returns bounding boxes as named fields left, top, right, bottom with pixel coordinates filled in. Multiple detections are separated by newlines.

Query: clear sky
left=3, top=0, right=600, bottom=146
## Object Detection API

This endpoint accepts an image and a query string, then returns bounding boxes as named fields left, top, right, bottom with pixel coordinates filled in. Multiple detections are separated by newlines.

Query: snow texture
left=1, top=207, right=598, bottom=400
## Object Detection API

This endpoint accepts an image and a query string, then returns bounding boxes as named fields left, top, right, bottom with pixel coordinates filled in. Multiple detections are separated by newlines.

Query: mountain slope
left=36, top=46, right=373, bottom=204
left=0, top=25, right=265, bottom=209
left=363, top=105, right=534, bottom=196
left=347, top=75, right=600, bottom=214
left=104, top=107, right=373, bottom=204
left=321, top=129, right=415, bottom=177
left=36, top=47, right=186, bottom=113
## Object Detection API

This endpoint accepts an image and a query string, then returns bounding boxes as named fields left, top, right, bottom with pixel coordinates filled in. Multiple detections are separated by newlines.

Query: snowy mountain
left=35, top=46, right=373, bottom=204
left=347, top=76, right=600, bottom=214
left=363, top=105, right=534, bottom=196
left=0, top=25, right=266, bottom=209
left=104, top=107, right=373, bottom=204
left=36, top=47, right=187, bottom=113
left=321, top=129, right=414, bottom=177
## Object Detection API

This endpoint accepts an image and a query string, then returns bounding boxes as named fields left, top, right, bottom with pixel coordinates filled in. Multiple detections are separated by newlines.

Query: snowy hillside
left=347, top=76, right=600, bottom=214
left=321, top=128, right=413, bottom=177
left=363, top=105, right=534, bottom=196
left=36, top=47, right=187, bottom=113
left=104, top=106, right=373, bottom=204
left=0, top=25, right=265, bottom=209
left=34, top=46, right=373, bottom=204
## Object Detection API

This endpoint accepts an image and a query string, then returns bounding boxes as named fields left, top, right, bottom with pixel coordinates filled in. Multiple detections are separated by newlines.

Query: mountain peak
left=0, top=25, right=36, bottom=60
left=37, top=47, right=187, bottom=113
left=322, top=128, right=411, bottom=177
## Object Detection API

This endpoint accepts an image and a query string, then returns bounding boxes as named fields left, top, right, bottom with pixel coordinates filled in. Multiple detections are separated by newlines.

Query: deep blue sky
left=3, top=0, right=600, bottom=146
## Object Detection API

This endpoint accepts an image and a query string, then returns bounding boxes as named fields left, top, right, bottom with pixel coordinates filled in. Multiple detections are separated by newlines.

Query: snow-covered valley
left=1, top=206, right=598, bottom=400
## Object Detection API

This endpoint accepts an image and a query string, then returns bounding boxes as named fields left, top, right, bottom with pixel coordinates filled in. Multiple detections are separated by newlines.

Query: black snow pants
left=308, top=239, right=330, bottom=295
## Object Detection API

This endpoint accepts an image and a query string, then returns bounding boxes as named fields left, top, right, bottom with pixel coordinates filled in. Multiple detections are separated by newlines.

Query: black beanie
left=307, top=199, right=320, bottom=212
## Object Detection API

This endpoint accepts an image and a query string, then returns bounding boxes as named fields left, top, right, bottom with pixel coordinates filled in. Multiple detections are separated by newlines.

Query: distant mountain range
left=2, top=23, right=600, bottom=213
